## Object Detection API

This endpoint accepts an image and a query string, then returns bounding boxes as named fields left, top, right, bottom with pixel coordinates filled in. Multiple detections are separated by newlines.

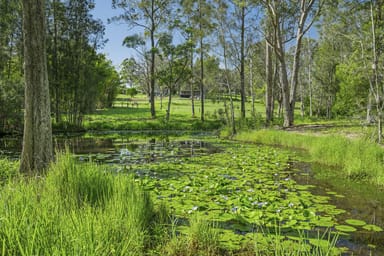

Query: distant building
left=179, top=90, right=201, bottom=98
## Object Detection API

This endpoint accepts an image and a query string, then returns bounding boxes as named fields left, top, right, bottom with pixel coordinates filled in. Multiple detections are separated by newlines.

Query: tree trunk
left=240, top=4, right=246, bottom=119
left=199, top=0, right=205, bottom=122
left=265, top=39, right=273, bottom=125
left=250, top=59, right=255, bottom=116
left=190, top=46, right=195, bottom=117
left=309, top=55, right=313, bottom=117
left=53, top=0, right=60, bottom=123
left=149, top=0, right=156, bottom=119
left=166, top=87, right=172, bottom=121
left=20, top=0, right=53, bottom=174
left=366, top=91, right=373, bottom=123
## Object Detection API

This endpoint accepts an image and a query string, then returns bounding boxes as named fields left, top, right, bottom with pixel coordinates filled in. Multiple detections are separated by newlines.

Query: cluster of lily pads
left=114, top=139, right=383, bottom=252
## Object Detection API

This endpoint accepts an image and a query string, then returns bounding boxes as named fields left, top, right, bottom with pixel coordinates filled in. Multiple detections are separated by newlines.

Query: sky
left=91, top=1, right=319, bottom=70
left=91, top=1, right=134, bottom=69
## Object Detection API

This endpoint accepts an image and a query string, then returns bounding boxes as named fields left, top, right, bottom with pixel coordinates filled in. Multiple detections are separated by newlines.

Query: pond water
left=0, top=132, right=383, bottom=254
left=292, top=162, right=384, bottom=255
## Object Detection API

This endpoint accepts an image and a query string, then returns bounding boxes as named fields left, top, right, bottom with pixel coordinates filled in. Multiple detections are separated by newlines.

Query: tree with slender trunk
left=181, top=0, right=214, bottom=122
left=265, top=17, right=274, bottom=125
left=369, top=0, right=384, bottom=143
left=263, top=0, right=322, bottom=127
left=20, top=0, right=53, bottom=173
left=112, top=0, right=170, bottom=119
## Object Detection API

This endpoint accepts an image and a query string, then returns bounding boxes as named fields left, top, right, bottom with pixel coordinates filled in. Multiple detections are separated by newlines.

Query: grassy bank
left=235, top=129, right=384, bottom=186
left=0, top=154, right=169, bottom=255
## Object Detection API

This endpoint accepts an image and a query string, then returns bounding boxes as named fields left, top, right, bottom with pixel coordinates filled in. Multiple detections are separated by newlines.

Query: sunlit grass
left=84, top=94, right=266, bottom=132
left=0, top=153, right=168, bottom=255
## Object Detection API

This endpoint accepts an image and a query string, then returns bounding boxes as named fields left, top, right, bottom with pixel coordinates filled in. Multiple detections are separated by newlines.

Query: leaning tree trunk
left=20, top=0, right=53, bottom=174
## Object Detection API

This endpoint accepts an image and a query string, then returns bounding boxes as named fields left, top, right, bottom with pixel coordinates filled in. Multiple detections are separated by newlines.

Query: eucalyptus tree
left=181, top=0, right=215, bottom=122
left=298, top=38, right=317, bottom=117
left=215, top=1, right=237, bottom=135
left=262, top=0, right=323, bottom=127
left=20, top=0, right=53, bottom=173
left=112, top=0, right=171, bottom=119
left=120, top=57, right=150, bottom=94
left=367, top=0, right=384, bottom=142
left=265, top=16, right=274, bottom=125
left=216, top=0, right=258, bottom=119
left=171, top=6, right=197, bottom=117
left=157, top=34, right=191, bottom=121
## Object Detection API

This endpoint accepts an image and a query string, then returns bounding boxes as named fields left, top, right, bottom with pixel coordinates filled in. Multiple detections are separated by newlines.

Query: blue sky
left=91, top=0, right=134, bottom=69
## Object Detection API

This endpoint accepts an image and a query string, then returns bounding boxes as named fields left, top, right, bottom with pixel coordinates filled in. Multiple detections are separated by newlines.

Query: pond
left=0, top=132, right=383, bottom=254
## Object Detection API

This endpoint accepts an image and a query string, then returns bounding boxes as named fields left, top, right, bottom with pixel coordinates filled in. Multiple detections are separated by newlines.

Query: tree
left=367, top=0, right=384, bottom=142
left=262, top=0, right=322, bottom=127
left=20, top=0, right=53, bottom=173
left=264, top=15, right=274, bottom=125
left=181, top=0, right=215, bottom=122
left=45, top=0, right=107, bottom=126
left=112, top=0, right=170, bottom=119
left=220, top=0, right=257, bottom=119
left=120, top=57, right=150, bottom=94
left=0, top=0, right=23, bottom=134
left=157, top=34, right=191, bottom=121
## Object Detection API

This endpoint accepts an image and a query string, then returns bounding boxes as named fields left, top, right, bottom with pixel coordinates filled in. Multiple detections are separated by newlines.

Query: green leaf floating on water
left=363, top=224, right=383, bottom=232
left=335, top=225, right=357, bottom=232
left=345, top=219, right=366, bottom=226
left=312, top=217, right=335, bottom=228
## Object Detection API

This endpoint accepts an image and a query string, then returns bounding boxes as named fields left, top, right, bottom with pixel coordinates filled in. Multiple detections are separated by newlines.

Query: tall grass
left=0, top=153, right=168, bottom=255
left=161, top=216, right=221, bottom=256
left=235, top=129, right=384, bottom=186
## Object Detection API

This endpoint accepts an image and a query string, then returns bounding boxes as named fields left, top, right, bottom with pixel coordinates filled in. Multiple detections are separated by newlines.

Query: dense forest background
left=1, top=0, right=383, bottom=138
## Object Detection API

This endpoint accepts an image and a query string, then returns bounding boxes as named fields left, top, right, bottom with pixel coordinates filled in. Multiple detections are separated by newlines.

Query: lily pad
left=345, top=219, right=366, bottom=226
left=335, top=225, right=357, bottom=232
left=313, top=217, right=335, bottom=228
left=363, top=224, right=383, bottom=232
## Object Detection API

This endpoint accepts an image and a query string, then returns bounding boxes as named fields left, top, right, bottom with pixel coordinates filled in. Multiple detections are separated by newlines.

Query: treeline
left=117, top=0, right=384, bottom=139
left=0, top=0, right=120, bottom=134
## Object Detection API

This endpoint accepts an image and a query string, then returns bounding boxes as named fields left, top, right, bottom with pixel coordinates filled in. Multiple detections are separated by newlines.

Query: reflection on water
left=0, top=134, right=221, bottom=164
left=292, top=161, right=384, bottom=255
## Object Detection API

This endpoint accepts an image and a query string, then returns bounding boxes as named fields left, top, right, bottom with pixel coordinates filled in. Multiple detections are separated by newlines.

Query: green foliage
left=333, top=62, right=369, bottom=117
left=0, top=78, right=23, bottom=133
left=126, top=87, right=138, bottom=98
left=46, top=1, right=117, bottom=125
